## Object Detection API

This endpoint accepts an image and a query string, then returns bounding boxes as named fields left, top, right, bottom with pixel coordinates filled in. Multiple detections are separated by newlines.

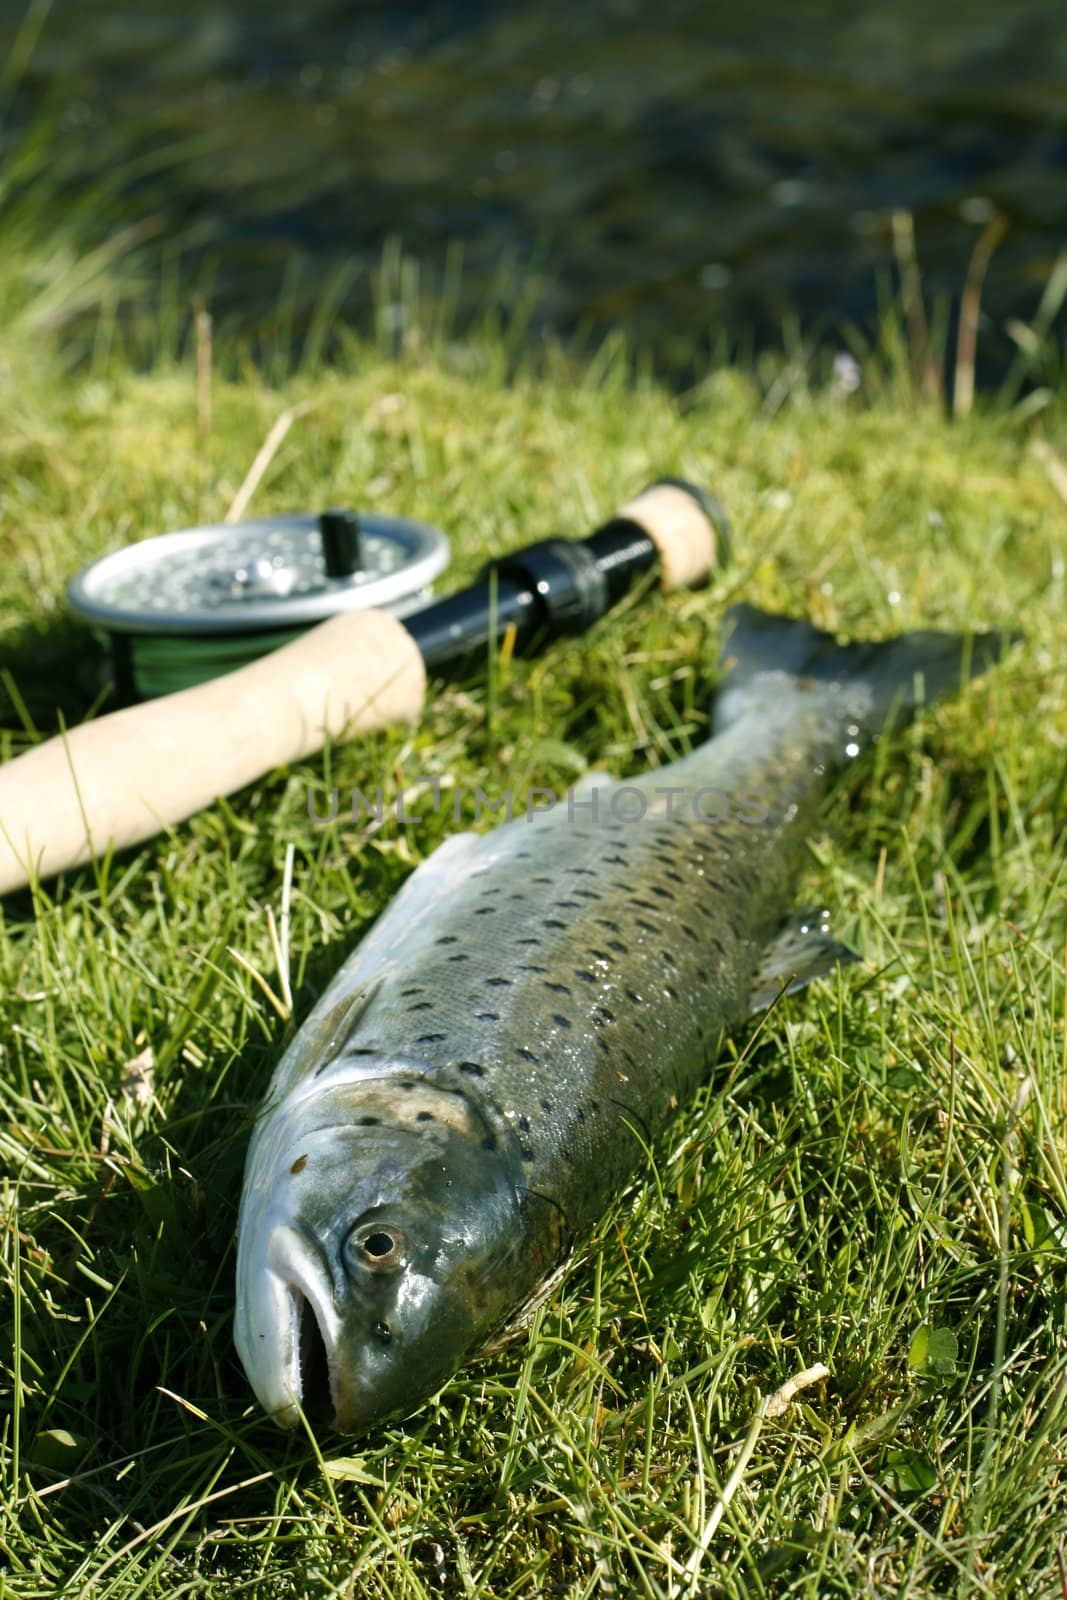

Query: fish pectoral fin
left=749, top=907, right=862, bottom=1011
left=479, top=1253, right=575, bottom=1353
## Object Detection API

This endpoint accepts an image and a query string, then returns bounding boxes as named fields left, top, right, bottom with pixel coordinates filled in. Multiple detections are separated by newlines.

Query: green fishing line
left=95, top=627, right=308, bottom=698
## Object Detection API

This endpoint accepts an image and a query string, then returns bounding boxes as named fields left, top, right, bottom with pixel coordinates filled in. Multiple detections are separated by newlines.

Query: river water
left=9, top=0, right=1067, bottom=375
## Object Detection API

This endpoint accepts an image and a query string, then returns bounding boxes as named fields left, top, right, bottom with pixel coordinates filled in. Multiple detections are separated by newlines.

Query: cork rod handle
left=0, top=609, right=426, bottom=895
left=616, top=480, right=726, bottom=590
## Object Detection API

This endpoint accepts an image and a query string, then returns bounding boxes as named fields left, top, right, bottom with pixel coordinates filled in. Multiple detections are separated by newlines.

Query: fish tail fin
left=714, top=602, right=1019, bottom=743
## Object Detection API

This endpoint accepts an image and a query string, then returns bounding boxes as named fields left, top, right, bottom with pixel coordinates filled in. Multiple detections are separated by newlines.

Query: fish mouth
left=240, top=1225, right=342, bottom=1430
left=293, top=1287, right=335, bottom=1426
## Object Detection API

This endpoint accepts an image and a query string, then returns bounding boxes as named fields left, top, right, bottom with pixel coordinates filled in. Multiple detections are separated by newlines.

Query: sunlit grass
left=0, top=251, right=1066, bottom=1598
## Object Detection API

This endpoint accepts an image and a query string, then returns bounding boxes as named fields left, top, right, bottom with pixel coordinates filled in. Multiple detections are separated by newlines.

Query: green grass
left=1, top=293, right=1066, bottom=1599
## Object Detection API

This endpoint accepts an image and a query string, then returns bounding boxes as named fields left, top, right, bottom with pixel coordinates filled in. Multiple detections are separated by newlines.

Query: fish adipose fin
left=749, top=906, right=862, bottom=1012
left=714, top=601, right=1019, bottom=746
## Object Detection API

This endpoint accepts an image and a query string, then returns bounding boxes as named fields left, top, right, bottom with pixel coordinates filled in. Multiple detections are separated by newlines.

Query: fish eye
left=345, top=1225, right=406, bottom=1272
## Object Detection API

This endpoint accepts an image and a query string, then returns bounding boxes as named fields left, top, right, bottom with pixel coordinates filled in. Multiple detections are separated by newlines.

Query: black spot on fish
left=400, top=1081, right=416, bottom=1091
left=481, top=1134, right=497, bottom=1151
left=557, top=899, right=580, bottom=909
left=473, top=906, right=496, bottom=915
left=607, top=939, right=629, bottom=954
left=597, top=918, right=620, bottom=932
left=516, top=936, right=541, bottom=946
left=517, top=1114, right=530, bottom=1133
left=572, top=889, right=601, bottom=901
left=665, top=870, right=684, bottom=885
left=359, top=1116, right=380, bottom=1126
left=520, top=1145, right=535, bottom=1162
left=574, top=969, right=596, bottom=983
left=651, top=886, right=675, bottom=901
left=604, top=853, right=626, bottom=865
left=540, top=1098, right=552, bottom=1112
left=544, top=980, right=571, bottom=995
left=635, top=919, right=658, bottom=933
left=576, top=1106, right=586, bottom=1123
left=435, top=935, right=458, bottom=946
left=400, top=986, right=422, bottom=997
left=415, top=1032, right=446, bottom=1043
left=544, top=919, right=566, bottom=929
left=476, top=1012, right=499, bottom=1022
left=446, top=953, right=469, bottom=963
left=665, top=984, right=679, bottom=999
left=590, top=948, right=611, bottom=963
left=517, top=1048, right=538, bottom=1062
left=552, top=1014, right=572, bottom=1029
left=597, top=1036, right=611, bottom=1055
left=595, top=1005, right=616, bottom=1024
left=373, top=1321, right=392, bottom=1343
left=486, top=977, right=512, bottom=988
left=416, top=1111, right=434, bottom=1122
left=460, top=1061, right=485, bottom=1076
left=408, top=1002, right=433, bottom=1012
left=532, top=876, right=552, bottom=884
left=662, top=948, right=678, bottom=967
left=626, top=989, right=644, bottom=1004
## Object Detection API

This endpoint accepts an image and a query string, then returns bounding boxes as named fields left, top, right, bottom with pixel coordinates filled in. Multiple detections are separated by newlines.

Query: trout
left=234, top=603, right=1012, bottom=1432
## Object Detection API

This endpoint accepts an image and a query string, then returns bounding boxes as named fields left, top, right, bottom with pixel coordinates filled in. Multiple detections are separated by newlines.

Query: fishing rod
left=0, top=480, right=728, bottom=896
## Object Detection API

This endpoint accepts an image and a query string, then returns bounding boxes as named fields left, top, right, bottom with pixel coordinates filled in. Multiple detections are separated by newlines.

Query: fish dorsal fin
left=568, top=768, right=615, bottom=808
left=749, top=906, right=862, bottom=1012
left=268, top=833, right=487, bottom=1096
left=328, top=830, right=487, bottom=981
left=572, top=768, right=613, bottom=791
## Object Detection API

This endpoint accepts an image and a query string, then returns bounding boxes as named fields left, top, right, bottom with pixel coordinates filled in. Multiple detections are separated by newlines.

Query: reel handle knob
left=319, top=508, right=364, bottom=578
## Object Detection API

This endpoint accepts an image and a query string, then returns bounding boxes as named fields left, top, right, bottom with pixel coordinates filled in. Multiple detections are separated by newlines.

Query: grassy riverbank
left=1, top=290, right=1066, bottom=1598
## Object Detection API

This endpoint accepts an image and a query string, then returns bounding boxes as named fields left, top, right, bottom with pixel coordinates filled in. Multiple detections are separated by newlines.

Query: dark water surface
left=8, top=0, right=1067, bottom=372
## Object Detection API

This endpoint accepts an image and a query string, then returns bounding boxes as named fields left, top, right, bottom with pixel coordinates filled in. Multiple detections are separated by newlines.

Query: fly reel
left=67, top=508, right=451, bottom=699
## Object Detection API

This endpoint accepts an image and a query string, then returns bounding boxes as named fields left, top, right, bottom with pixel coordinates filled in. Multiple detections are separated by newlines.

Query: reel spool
left=67, top=508, right=451, bottom=700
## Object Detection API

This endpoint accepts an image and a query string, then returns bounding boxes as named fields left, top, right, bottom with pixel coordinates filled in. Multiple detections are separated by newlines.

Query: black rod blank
left=406, top=477, right=719, bottom=673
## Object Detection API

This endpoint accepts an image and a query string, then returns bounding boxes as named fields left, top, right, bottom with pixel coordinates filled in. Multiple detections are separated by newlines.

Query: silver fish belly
left=234, top=604, right=1012, bottom=1431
